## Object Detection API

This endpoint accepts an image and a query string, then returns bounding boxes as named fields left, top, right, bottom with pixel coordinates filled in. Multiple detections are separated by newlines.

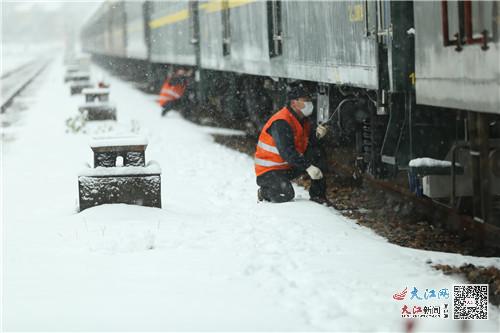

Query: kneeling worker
left=254, top=84, right=332, bottom=205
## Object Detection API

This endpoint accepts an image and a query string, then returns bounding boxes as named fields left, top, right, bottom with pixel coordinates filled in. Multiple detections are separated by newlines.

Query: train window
left=222, top=0, right=231, bottom=56
left=441, top=0, right=491, bottom=51
left=267, top=0, right=282, bottom=58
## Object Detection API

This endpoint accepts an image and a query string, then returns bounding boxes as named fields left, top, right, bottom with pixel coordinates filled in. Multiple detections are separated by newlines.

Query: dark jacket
left=267, top=105, right=318, bottom=171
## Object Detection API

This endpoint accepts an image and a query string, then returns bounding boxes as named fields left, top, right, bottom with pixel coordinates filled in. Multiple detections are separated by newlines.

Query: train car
left=80, top=0, right=500, bottom=226
left=412, top=0, right=500, bottom=224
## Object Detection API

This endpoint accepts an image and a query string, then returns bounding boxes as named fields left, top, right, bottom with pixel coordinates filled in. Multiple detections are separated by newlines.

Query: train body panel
left=108, top=1, right=126, bottom=58
left=414, top=1, right=500, bottom=114
left=81, top=3, right=108, bottom=55
left=82, top=1, right=126, bottom=58
left=199, top=1, right=269, bottom=76
left=280, top=1, right=378, bottom=89
left=124, top=1, right=148, bottom=60
left=199, top=1, right=379, bottom=89
left=149, top=1, right=196, bottom=66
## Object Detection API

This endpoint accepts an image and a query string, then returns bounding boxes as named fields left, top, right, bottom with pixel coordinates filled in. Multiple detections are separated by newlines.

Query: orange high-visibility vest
left=254, top=107, right=311, bottom=176
left=157, top=79, right=186, bottom=107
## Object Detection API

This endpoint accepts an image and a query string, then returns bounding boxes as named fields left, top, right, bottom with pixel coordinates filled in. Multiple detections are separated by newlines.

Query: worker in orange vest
left=157, top=68, right=188, bottom=116
left=254, top=83, right=331, bottom=205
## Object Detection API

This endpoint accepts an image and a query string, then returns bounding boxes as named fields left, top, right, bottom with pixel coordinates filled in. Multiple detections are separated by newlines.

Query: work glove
left=306, top=165, right=323, bottom=180
left=316, top=124, right=328, bottom=139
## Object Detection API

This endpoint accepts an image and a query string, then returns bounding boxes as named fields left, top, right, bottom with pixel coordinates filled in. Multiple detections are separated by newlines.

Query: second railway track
left=1, top=59, right=51, bottom=113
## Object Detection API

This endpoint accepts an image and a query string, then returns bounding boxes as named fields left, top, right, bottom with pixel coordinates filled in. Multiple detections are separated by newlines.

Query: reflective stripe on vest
left=254, top=157, right=289, bottom=167
left=162, top=89, right=182, bottom=98
left=158, top=79, right=186, bottom=106
left=257, top=141, right=280, bottom=155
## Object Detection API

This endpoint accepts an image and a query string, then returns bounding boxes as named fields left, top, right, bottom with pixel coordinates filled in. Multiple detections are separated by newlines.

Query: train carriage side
left=119, top=1, right=152, bottom=84
left=124, top=1, right=148, bottom=60
left=108, top=1, right=126, bottom=59
left=81, top=3, right=109, bottom=56
left=85, top=1, right=126, bottom=76
left=413, top=1, right=500, bottom=225
left=199, top=1, right=269, bottom=77
left=144, top=1, right=197, bottom=91
left=148, top=1, right=196, bottom=66
left=414, top=1, right=499, bottom=114
left=198, top=1, right=379, bottom=88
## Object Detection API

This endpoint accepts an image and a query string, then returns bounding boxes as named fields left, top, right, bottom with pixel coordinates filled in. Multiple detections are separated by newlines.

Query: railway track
left=1, top=59, right=51, bottom=113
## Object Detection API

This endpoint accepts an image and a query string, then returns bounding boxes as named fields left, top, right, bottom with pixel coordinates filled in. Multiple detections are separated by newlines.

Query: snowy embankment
left=2, top=58, right=500, bottom=332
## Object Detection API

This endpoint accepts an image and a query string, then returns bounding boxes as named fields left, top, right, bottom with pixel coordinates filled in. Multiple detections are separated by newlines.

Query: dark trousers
left=161, top=98, right=185, bottom=116
left=256, top=145, right=328, bottom=203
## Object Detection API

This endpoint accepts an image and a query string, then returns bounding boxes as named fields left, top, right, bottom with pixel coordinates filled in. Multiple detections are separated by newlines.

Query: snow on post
left=78, top=135, right=161, bottom=211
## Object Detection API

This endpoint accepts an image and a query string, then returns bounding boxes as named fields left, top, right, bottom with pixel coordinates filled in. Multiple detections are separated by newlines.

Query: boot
left=310, top=196, right=335, bottom=207
left=257, top=188, right=264, bottom=202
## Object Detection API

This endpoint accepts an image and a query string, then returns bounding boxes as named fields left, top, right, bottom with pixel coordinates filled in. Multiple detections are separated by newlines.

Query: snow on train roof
left=409, top=157, right=453, bottom=167
left=89, top=135, right=148, bottom=148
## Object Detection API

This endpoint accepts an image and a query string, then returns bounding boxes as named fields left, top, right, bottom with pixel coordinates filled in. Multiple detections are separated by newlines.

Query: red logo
left=393, top=287, right=408, bottom=301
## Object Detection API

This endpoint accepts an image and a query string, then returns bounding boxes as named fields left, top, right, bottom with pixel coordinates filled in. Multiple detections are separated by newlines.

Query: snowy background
left=1, top=0, right=500, bottom=331
left=2, top=56, right=500, bottom=332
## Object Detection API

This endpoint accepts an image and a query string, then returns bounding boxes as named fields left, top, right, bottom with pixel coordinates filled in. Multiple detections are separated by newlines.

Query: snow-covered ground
left=2, top=58, right=500, bottom=332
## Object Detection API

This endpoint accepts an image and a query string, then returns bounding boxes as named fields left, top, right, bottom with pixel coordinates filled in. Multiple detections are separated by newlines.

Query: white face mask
left=300, top=101, right=314, bottom=117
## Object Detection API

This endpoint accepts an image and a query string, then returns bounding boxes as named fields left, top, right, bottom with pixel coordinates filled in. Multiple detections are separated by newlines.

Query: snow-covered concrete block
left=90, top=135, right=148, bottom=167
left=78, top=102, right=117, bottom=121
left=78, top=136, right=161, bottom=211
left=65, top=71, right=90, bottom=83
left=78, top=161, right=161, bottom=211
left=70, top=80, right=93, bottom=95
left=82, top=88, right=110, bottom=103
left=79, top=161, right=161, bottom=177
left=78, top=173, right=161, bottom=211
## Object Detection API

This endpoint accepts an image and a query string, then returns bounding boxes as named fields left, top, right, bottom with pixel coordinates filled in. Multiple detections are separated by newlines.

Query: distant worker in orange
left=254, top=83, right=332, bottom=205
left=157, top=68, right=190, bottom=116
left=98, top=81, right=110, bottom=89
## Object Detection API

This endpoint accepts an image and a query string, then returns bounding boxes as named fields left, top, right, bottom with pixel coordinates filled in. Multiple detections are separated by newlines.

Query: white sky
left=2, top=1, right=103, bottom=44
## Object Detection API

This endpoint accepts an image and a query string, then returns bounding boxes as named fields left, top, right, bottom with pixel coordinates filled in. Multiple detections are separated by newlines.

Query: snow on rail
left=1, top=59, right=51, bottom=112
left=409, top=157, right=454, bottom=167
